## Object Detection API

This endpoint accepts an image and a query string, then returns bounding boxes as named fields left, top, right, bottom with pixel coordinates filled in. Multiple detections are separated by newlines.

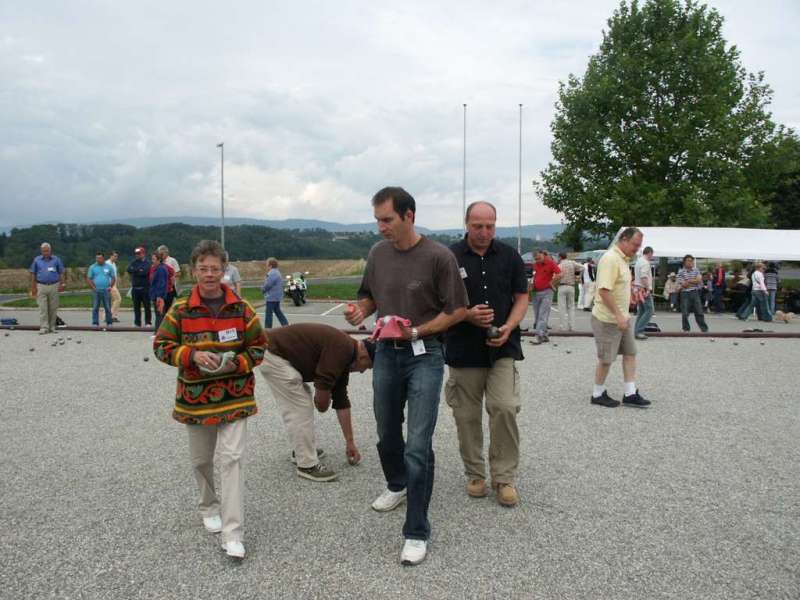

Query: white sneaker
left=202, top=515, right=222, bottom=533
left=221, top=540, right=245, bottom=559
left=400, top=539, right=427, bottom=566
left=371, top=488, right=407, bottom=512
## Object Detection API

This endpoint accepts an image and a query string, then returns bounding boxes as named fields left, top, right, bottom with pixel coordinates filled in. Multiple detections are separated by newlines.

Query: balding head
left=464, top=201, right=497, bottom=255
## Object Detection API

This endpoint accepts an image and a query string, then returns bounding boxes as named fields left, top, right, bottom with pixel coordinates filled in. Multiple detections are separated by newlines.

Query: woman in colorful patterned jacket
left=154, top=239, right=266, bottom=560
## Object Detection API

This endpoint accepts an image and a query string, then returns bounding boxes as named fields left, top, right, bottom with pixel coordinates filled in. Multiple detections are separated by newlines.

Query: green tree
left=539, top=0, right=780, bottom=237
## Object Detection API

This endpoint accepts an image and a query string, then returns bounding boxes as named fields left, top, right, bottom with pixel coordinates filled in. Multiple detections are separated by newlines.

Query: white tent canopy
left=611, top=227, right=800, bottom=261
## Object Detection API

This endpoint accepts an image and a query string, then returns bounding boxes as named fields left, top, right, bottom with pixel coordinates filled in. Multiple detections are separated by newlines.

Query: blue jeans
left=749, top=290, right=772, bottom=321
left=372, top=339, right=444, bottom=541
left=264, top=301, right=289, bottom=328
left=92, top=289, right=112, bottom=326
left=768, top=290, right=777, bottom=314
left=634, top=295, right=654, bottom=335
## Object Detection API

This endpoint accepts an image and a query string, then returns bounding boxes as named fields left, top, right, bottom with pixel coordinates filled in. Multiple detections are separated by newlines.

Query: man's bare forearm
left=504, top=293, right=529, bottom=330
left=417, top=307, right=467, bottom=338
left=598, top=289, right=623, bottom=319
left=336, top=408, right=355, bottom=443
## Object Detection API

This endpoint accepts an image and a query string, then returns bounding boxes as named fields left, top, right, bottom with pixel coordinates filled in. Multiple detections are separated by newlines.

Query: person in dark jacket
left=127, top=246, right=152, bottom=327
left=149, top=253, right=170, bottom=330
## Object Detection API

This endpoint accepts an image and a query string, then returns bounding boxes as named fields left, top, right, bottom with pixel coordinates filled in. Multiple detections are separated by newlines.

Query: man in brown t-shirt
left=258, top=323, right=375, bottom=482
left=345, top=186, right=467, bottom=566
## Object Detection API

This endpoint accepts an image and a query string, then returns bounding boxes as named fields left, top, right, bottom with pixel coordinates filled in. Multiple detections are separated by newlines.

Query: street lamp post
left=217, top=142, right=225, bottom=250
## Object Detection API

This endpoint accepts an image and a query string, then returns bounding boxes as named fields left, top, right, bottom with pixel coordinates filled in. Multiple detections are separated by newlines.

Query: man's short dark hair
left=371, top=187, right=416, bottom=220
left=618, top=227, right=642, bottom=241
left=558, top=251, right=567, bottom=260
left=95, top=251, right=104, bottom=257
left=643, top=246, right=653, bottom=255
left=191, top=240, right=228, bottom=268
left=683, top=254, right=695, bottom=265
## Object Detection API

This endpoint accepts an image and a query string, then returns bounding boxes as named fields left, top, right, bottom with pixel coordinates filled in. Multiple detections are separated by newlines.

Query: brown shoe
left=466, top=478, right=489, bottom=498
left=494, top=483, right=519, bottom=507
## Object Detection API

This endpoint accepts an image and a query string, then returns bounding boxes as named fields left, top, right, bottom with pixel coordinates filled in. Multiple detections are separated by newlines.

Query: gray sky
left=1, top=0, right=797, bottom=230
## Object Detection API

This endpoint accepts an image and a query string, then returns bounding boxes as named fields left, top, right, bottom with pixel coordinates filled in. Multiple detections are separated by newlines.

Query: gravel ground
left=1, top=330, right=798, bottom=599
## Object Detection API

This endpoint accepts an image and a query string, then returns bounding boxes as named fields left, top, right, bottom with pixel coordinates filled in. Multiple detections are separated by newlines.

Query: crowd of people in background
left=27, top=240, right=794, bottom=337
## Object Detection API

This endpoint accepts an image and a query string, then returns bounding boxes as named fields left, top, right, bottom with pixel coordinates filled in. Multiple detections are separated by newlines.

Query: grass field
left=2, top=282, right=361, bottom=308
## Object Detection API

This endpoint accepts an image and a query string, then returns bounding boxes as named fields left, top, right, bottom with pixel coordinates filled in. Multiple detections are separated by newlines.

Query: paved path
left=1, top=323, right=798, bottom=598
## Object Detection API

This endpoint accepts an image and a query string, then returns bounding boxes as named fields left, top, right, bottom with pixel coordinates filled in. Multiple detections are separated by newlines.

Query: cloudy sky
left=1, top=0, right=798, bottom=231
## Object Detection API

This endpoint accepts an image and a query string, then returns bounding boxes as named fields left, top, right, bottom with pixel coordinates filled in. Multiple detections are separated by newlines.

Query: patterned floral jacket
left=154, top=284, right=267, bottom=425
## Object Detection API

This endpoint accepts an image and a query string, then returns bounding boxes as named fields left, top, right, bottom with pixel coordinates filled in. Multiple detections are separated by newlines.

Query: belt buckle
left=392, top=339, right=404, bottom=350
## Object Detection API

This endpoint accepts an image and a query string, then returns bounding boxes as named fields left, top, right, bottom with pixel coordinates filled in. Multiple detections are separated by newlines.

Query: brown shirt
left=266, top=323, right=357, bottom=409
left=358, top=236, right=468, bottom=327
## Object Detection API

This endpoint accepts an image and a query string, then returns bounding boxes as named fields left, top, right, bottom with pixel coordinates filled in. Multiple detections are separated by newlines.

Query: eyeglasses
left=197, top=267, right=223, bottom=275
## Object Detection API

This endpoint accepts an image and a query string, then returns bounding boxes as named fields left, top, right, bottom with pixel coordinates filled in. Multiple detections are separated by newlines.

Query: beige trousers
left=109, top=285, right=122, bottom=319
left=259, top=351, right=318, bottom=468
left=557, top=284, right=576, bottom=330
left=36, top=283, right=59, bottom=332
left=186, top=418, right=247, bottom=543
left=445, top=358, right=521, bottom=484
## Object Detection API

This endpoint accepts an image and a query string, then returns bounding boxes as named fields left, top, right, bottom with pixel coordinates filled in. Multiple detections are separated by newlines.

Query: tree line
left=0, top=222, right=560, bottom=269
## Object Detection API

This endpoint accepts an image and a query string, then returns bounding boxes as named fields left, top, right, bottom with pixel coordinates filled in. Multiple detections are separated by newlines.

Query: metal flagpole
left=462, top=103, right=467, bottom=222
left=217, top=142, right=225, bottom=250
left=518, top=104, right=522, bottom=254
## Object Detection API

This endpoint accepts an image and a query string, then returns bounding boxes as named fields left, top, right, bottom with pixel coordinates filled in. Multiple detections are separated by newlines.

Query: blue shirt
left=87, top=262, right=115, bottom=290
left=149, top=264, right=169, bottom=300
left=261, top=268, right=284, bottom=302
left=29, top=255, right=65, bottom=284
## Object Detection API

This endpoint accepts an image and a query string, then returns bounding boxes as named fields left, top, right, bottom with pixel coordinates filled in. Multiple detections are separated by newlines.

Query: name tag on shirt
left=459, top=267, right=468, bottom=279
left=47, top=266, right=56, bottom=272
left=411, top=339, right=426, bottom=356
left=218, top=328, right=239, bottom=343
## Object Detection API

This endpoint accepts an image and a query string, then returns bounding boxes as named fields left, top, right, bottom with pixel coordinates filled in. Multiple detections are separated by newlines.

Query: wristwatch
left=411, top=327, right=419, bottom=342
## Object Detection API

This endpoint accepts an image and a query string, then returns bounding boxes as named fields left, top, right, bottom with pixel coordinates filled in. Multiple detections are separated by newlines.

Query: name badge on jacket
left=218, top=328, right=239, bottom=343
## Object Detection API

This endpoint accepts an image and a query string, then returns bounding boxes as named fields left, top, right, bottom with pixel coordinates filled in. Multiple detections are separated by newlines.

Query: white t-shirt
left=634, top=257, right=652, bottom=291
left=752, top=270, right=767, bottom=292
left=222, top=264, right=241, bottom=286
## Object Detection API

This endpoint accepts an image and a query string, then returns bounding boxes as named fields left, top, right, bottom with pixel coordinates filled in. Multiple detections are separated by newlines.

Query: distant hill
left=90, top=217, right=565, bottom=239
left=1, top=216, right=564, bottom=240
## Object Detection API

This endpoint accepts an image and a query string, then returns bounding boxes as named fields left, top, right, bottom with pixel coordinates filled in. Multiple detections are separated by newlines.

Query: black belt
left=379, top=337, right=442, bottom=349
left=36, top=281, right=58, bottom=285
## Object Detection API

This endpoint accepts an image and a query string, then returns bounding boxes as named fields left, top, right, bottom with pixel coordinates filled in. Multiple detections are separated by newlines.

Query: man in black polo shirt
left=445, top=201, right=529, bottom=507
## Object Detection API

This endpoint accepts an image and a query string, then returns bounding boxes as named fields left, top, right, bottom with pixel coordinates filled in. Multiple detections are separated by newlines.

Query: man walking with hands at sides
left=677, top=254, right=709, bottom=333
left=29, top=242, right=65, bottom=334
left=445, top=202, right=529, bottom=507
left=345, top=186, right=467, bottom=566
left=633, top=246, right=655, bottom=340
left=86, top=252, right=115, bottom=328
left=529, top=249, right=560, bottom=344
left=556, top=251, right=583, bottom=332
left=590, top=227, right=650, bottom=409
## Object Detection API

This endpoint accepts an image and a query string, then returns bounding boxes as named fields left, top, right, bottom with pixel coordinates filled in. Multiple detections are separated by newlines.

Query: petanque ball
left=565, top=350, right=572, bottom=354
left=760, top=342, right=765, bottom=346
left=348, top=456, right=359, bottom=466
left=29, top=347, right=34, bottom=352
left=4, top=333, right=8, bottom=337
left=733, top=342, right=739, bottom=346
left=143, top=356, right=150, bottom=362
left=552, top=343, right=558, bottom=347
left=76, top=340, right=82, bottom=344
left=486, top=326, right=502, bottom=340
left=67, top=336, right=72, bottom=341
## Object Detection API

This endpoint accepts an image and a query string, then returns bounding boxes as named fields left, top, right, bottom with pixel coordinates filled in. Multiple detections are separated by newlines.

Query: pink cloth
left=369, top=315, right=411, bottom=341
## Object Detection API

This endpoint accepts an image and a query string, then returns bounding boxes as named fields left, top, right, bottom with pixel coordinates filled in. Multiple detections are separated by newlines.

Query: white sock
left=624, top=381, right=637, bottom=396
left=592, top=384, right=606, bottom=398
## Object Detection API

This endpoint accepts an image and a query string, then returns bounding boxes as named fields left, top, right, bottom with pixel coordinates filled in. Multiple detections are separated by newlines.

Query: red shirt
left=533, top=258, right=561, bottom=291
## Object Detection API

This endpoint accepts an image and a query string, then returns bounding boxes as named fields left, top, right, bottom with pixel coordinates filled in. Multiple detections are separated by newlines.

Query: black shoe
left=543, top=335, right=550, bottom=342
left=622, top=390, right=651, bottom=408
left=590, top=391, right=620, bottom=408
